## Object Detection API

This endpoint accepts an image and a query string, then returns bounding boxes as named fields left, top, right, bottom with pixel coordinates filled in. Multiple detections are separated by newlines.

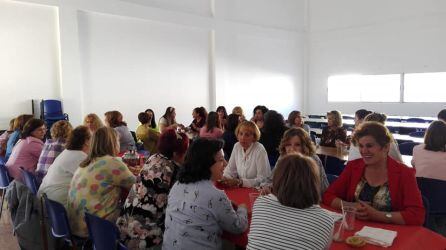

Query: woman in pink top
left=412, top=120, right=446, bottom=181
left=199, top=112, right=223, bottom=139
left=6, top=118, right=46, bottom=182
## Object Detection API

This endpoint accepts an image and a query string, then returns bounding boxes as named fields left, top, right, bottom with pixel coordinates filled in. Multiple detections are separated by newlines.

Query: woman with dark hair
left=199, top=111, right=223, bottom=139
left=163, top=138, right=248, bottom=250
left=287, top=110, right=310, bottom=133
left=259, top=110, right=287, bottom=167
left=216, top=106, right=228, bottom=130
left=5, top=114, right=34, bottom=160
left=6, top=118, right=46, bottom=182
left=145, top=108, right=158, bottom=130
left=105, top=110, right=135, bottom=153
left=38, top=126, right=91, bottom=207
left=222, top=114, right=240, bottom=160
left=251, top=105, right=268, bottom=129
left=189, top=107, right=207, bottom=133
left=248, top=154, right=334, bottom=249
left=117, top=128, right=189, bottom=249
left=159, top=107, right=178, bottom=133
left=320, top=110, right=347, bottom=147
left=323, top=122, right=425, bottom=225
left=68, top=127, right=136, bottom=237
left=136, top=112, right=160, bottom=154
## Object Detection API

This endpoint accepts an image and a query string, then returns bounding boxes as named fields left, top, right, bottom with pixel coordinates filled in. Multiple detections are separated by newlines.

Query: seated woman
left=287, top=110, right=310, bottom=133
left=36, top=120, right=73, bottom=178
left=262, top=128, right=329, bottom=193
left=5, top=114, right=34, bottom=160
left=259, top=110, right=287, bottom=167
left=117, top=128, right=189, bottom=249
left=222, top=114, right=240, bottom=161
left=163, top=138, right=248, bottom=250
left=248, top=154, right=334, bottom=249
left=232, top=106, right=246, bottom=122
left=320, top=110, right=347, bottom=147
left=144, top=108, right=159, bottom=132
left=6, top=118, right=45, bottom=182
left=159, top=107, right=179, bottom=133
left=216, top=106, right=228, bottom=130
left=38, top=126, right=91, bottom=207
left=222, top=121, right=271, bottom=187
left=323, top=122, right=425, bottom=225
left=136, top=112, right=160, bottom=154
left=105, top=110, right=135, bottom=153
left=67, top=127, right=136, bottom=238
left=199, top=111, right=223, bottom=139
left=348, top=112, right=402, bottom=162
left=189, top=107, right=207, bottom=133
left=250, top=105, right=268, bottom=129
left=83, top=113, right=103, bottom=134
left=0, top=118, right=15, bottom=156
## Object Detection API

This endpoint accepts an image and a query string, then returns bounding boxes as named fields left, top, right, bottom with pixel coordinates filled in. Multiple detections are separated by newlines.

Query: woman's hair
left=178, top=138, right=224, bottom=184
left=66, top=126, right=91, bottom=151
left=105, top=110, right=127, bottom=128
left=193, top=107, right=207, bottom=120
left=144, top=108, right=157, bottom=128
left=424, top=121, right=446, bottom=152
left=205, top=112, right=220, bottom=132
left=8, top=118, right=15, bottom=132
left=235, top=121, right=261, bottom=141
left=352, top=122, right=392, bottom=147
left=50, top=120, right=73, bottom=141
left=232, top=106, right=244, bottom=116
left=253, top=105, right=268, bottom=116
left=157, top=128, right=189, bottom=159
left=438, top=109, right=446, bottom=121
left=327, top=110, right=343, bottom=127
left=83, top=113, right=104, bottom=131
left=216, top=106, right=228, bottom=119
left=279, top=128, right=315, bottom=156
left=272, top=154, right=320, bottom=209
left=21, top=118, right=45, bottom=139
left=287, top=110, right=303, bottom=127
left=364, top=112, right=387, bottom=124
left=262, top=110, right=286, bottom=135
left=138, top=112, right=149, bottom=125
left=355, top=109, right=372, bottom=120
left=225, top=114, right=240, bottom=132
left=80, top=127, right=119, bottom=168
left=162, top=107, right=177, bottom=125
left=14, top=114, right=34, bottom=131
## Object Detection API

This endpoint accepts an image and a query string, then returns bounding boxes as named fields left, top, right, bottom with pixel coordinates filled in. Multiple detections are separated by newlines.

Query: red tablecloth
left=222, top=187, right=446, bottom=250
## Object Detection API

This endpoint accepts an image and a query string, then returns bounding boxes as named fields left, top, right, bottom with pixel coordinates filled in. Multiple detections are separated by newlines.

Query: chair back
left=323, top=156, right=346, bottom=176
left=42, top=100, right=63, bottom=117
left=416, top=177, right=446, bottom=215
left=0, top=164, right=10, bottom=189
left=42, top=194, right=73, bottom=240
left=409, top=131, right=425, bottom=138
left=421, top=195, right=430, bottom=228
left=19, top=167, right=38, bottom=194
left=387, top=118, right=402, bottom=123
left=308, top=115, right=326, bottom=119
left=326, top=174, right=338, bottom=185
left=84, top=212, right=126, bottom=250
left=406, top=118, right=428, bottom=123
left=398, top=142, right=419, bottom=156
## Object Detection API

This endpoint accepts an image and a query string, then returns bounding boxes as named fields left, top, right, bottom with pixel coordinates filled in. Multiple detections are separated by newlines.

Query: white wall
left=307, top=0, right=446, bottom=117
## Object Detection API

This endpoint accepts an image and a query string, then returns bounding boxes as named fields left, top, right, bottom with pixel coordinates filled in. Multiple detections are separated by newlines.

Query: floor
left=0, top=203, right=20, bottom=250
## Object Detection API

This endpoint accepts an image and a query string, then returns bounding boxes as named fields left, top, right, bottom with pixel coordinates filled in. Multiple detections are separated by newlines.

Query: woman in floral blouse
left=117, top=128, right=189, bottom=249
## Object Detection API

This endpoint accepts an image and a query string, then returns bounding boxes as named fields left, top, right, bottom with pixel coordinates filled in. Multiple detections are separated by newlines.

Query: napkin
left=322, top=209, right=343, bottom=222
left=354, top=226, right=397, bottom=247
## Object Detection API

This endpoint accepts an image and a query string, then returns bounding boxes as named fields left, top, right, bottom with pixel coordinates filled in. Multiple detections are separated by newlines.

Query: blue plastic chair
left=417, top=178, right=446, bottom=232
left=406, top=118, right=429, bottom=123
left=84, top=212, right=128, bottom=250
left=409, top=131, right=425, bottom=138
left=421, top=195, right=430, bottom=228
left=19, top=167, right=38, bottom=194
left=326, top=174, right=338, bottom=185
left=41, top=100, right=69, bottom=121
left=398, top=142, right=419, bottom=156
left=0, top=164, right=11, bottom=219
left=323, top=156, right=346, bottom=176
left=0, top=156, right=6, bottom=165
left=387, top=118, right=402, bottom=122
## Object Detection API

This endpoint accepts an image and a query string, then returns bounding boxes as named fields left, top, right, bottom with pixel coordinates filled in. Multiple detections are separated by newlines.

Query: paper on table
left=323, top=209, right=343, bottom=222
left=355, top=226, right=397, bottom=247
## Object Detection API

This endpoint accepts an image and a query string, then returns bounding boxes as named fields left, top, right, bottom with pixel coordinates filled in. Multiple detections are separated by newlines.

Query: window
left=404, top=72, right=446, bottom=102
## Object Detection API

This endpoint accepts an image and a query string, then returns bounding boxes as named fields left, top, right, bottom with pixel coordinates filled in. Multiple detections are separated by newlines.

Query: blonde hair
left=235, top=121, right=261, bottom=141
left=50, top=120, right=73, bottom=140
left=83, top=113, right=104, bottom=132
left=327, top=110, right=343, bottom=128
left=278, top=128, right=315, bottom=156
left=80, top=127, right=119, bottom=168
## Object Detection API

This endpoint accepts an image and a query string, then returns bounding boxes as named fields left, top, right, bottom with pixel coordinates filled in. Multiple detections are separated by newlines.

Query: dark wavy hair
left=205, top=111, right=220, bottom=132
left=216, top=106, right=228, bottom=119
left=144, top=108, right=157, bottom=128
left=225, top=114, right=240, bottom=132
left=178, top=138, right=224, bottom=184
left=105, top=110, right=127, bottom=127
left=262, top=110, right=286, bottom=136
left=66, top=126, right=91, bottom=150
left=157, top=128, right=189, bottom=159
left=21, top=118, right=45, bottom=139
left=253, top=105, right=269, bottom=116
left=194, top=107, right=208, bottom=120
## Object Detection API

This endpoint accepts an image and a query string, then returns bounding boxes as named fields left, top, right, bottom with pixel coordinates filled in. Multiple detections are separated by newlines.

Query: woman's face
left=192, top=110, right=197, bottom=119
left=85, top=117, right=96, bottom=131
left=284, top=135, right=303, bottom=155
left=31, top=125, right=46, bottom=140
left=358, top=135, right=389, bottom=166
left=237, top=127, right=255, bottom=149
left=254, top=110, right=264, bottom=121
left=294, top=114, right=303, bottom=126
left=354, top=115, right=363, bottom=127
left=146, top=111, right=153, bottom=122
left=217, top=110, right=225, bottom=119
left=327, top=114, right=335, bottom=127
left=210, top=149, right=227, bottom=181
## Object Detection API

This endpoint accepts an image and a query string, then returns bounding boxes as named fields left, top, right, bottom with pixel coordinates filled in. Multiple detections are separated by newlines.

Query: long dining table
left=221, top=187, right=446, bottom=250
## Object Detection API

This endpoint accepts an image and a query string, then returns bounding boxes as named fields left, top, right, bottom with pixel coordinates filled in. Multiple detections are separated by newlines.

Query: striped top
left=247, top=194, right=334, bottom=250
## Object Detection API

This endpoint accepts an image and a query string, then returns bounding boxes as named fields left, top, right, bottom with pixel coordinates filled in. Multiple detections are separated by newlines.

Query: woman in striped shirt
left=248, top=154, right=334, bottom=250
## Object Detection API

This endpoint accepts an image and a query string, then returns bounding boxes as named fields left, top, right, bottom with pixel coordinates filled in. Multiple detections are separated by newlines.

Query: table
left=310, top=128, right=424, bottom=143
left=316, top=146, right=349, bottom=161
left=306, top=118, right=430, bottom=129
left=223, top=187, right=446, bottom=250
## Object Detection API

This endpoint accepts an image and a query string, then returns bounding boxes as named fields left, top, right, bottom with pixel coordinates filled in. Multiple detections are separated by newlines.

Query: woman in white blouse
left=222, top=121, right=271, bottom=187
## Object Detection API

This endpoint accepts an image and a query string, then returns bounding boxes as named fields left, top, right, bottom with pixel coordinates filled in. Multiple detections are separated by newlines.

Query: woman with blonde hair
left=83, top=113, right=103, bottom=134
left=67, top=127, right=136, bottom=237
left=232, top=106, right=246, bottom=122
left=105, top=110, right=135, bottom=153
left=320, top=110, right=347, bottom=147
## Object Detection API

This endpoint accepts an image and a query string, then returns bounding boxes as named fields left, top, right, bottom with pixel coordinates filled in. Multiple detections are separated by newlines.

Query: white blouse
left=223, top=142, right=271, bottom=187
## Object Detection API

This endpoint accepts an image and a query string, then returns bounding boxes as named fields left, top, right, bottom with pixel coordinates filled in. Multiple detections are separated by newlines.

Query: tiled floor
left=0, top=206, right=20, bottom=250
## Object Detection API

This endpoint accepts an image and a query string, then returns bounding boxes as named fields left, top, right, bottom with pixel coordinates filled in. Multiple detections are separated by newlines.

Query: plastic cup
left=332, top=220, right=345, bottom=242
left=342, top=206, right=357, bottom=231
left=249, top=192, right=260, bottom=211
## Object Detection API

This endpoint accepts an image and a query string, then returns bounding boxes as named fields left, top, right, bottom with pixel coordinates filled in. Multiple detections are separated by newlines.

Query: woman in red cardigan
left=323, top=122, right=425, bottom=226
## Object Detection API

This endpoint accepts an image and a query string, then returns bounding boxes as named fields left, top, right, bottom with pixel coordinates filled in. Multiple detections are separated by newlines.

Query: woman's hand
left=356, top=201, right=379, bottom=221
left=221, top=177, right=240, bottom=187
left=259, top=185, right=272, bottom=195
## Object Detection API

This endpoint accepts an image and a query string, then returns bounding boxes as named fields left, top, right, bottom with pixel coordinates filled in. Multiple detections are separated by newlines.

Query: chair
left=308, top=115, right=326, bottom=119
left=324, top=156, right=346, bottom=176
left=406, top=118, right=429, bottom=123
left=409, top=131, right=425, bottom=138
left=387, top=118, right=402, bottom=122
left=421, top=195, right=430, bottom=228
left=417, top=178, right=446, bottom=232
left=326, top=174, right=338, bottom=185
left=40, top=100, right=69, bottom=131
left=84, top=212, right=128, bottom=250
left=0, top=164, right=11, bottom=219
left=0, top=156, right=5, bottom=165
left=398, top=127, right=417, bottom=135
left=398, top=142, right=419, bottom=156
left=20, top=167, right=38, bottom=194
left=310, top=131, right=317, bottom=143
left=342, top=115, right=354, bottom=120
left=387, top=126, right=400, bottom=134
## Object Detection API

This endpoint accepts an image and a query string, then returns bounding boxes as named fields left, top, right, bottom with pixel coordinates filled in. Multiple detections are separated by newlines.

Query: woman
left=287, top=110, right=310, bottom=133
left=159, top=107, right=178, bottom=133
left=6, top=118, right=45, bottom=182
left=323, top=122, right=425, bottom=225
left=216, top=106, right=228, bottom=130
left=5, top=114, right=34, bottom=160
left=36, top=120, right=73, bottom=178
left=199, top=111, right=223, bottom=139
left=248, top=154, right=334, bottom=250
left=222, top=121, right=271, bottom=187
left=250, top=105, right=268, bottom=129
left=163, top=139, right=248, bottom=250
left=348, top=112, right=402, bottom=162
left=38, top=126, right=91, bottom=207
left=145, top=108, right=158, bottom=131
left=222, top=114, right=240, bottom=161
left=232, top=106, right=246, bottom=122
left=136, top=112, right=160, bottom=154
left=67, top=127, right=136, bottom=237
left=0, top=118, right=15, bottom=156
left=83, top=113, right=104, bottom=134
left=117, top=129, right=189, bottom=249
left=105, top=110, right=135, bottom=153
left=189, top=107, right=207, bottom=133
left=412, top=120, right=446, bottom=181
left=259, top=110, right=287, bottom=167
left=320, top=110, right=347, bottom=147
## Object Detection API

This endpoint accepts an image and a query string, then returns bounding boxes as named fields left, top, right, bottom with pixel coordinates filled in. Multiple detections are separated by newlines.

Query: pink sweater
left=412, top=144, right=446, bottom=181
left=6, top=136, right=44, bottom=182
left=199, top=126, right=223, bottom=139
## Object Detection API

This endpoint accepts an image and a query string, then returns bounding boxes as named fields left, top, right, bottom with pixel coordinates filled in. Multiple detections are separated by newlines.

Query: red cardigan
left=323, top=157, right=425, bottom=225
